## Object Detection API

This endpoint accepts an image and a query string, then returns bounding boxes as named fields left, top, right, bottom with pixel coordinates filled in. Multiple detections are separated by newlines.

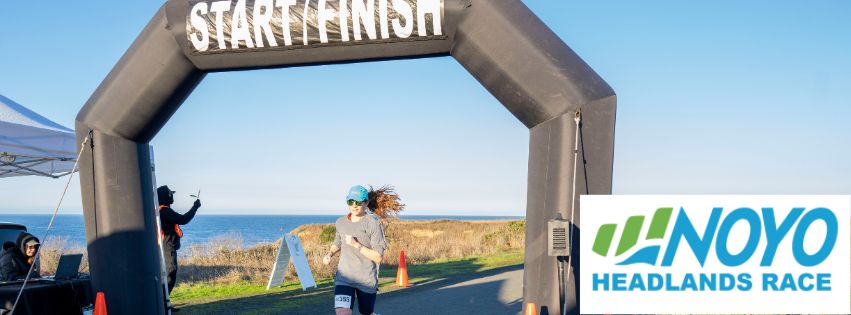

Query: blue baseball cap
left=346, top=185, right=369, bottom=202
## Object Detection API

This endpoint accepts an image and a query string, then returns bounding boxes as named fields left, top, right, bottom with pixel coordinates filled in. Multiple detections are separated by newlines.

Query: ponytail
left=366, top=185, right=405, bottom=220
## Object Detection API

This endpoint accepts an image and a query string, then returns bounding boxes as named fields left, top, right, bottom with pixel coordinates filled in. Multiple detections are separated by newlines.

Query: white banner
left=580, top=195, right=851, bottom=314
left=185, top=0, right=445, bottom=53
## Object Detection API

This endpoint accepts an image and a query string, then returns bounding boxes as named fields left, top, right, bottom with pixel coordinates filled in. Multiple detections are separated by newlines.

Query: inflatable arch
left=75, top=0, right=615, bottom=314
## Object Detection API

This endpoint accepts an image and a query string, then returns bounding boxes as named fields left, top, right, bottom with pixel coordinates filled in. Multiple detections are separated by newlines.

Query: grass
left=171, top=248, right=524, bottom=314
left=170, top=278, right=335, bottom=306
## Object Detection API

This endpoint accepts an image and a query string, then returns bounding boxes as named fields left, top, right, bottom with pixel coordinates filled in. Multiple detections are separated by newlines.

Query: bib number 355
left=334, top=295, right=352, bottom=308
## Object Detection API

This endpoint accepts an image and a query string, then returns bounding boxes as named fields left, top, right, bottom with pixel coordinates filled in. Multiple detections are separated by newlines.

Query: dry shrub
left=37, top=236, right=89, bottom=276
left=29, top=219, right=526, bottom=288
left=380, top=219, right=525, bottom=266
left=288, top=219, right=525, bottom=280
left=177, top=232, right=278, bottom=284
left=180, top=219, right=525, bottom=287
left=290, top=224, right=340, bottom=279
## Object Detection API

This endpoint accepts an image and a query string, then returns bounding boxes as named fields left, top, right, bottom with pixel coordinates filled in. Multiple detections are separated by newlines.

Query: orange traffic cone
left=94, top=292, right=107, bottom=315
left=524, top=302, right=537, bottom=315
left=396, top=250, right=410, bottom=287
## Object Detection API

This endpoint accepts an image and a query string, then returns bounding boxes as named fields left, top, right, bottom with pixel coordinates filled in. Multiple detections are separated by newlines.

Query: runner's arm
left=323, top=244, right=340, bottom=265
left=353, top=243, right=382, bottom=264
left=324, top=229, right=341, bottom=262
left=329, top=226, right=341, bottom=255
left=328, top=244, right=340, bottom=256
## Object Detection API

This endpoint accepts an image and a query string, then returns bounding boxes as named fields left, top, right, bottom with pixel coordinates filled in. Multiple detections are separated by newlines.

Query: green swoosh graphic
left=616, top=215, right=645, bottom=256
left=592, top=224, right=617, bottom=256
left=593, top=207, right=674, bottom=260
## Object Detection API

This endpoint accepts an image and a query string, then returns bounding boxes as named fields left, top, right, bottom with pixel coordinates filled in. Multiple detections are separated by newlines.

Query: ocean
left=0, top=214, right=523, bottom=248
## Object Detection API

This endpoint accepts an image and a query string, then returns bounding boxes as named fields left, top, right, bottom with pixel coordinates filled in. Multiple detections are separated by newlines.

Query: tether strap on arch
left=565, top=111, right=581, bottom=315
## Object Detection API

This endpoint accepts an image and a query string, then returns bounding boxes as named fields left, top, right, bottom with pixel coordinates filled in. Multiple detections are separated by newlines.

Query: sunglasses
left=347, top=200, right=364, bottom=206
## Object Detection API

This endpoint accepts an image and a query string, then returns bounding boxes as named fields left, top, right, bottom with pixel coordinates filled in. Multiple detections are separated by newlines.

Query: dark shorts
left=334, top=285, right=376, bottom=314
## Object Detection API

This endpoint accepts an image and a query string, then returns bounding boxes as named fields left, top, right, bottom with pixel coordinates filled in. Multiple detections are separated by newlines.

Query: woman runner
left=323, top=185, right=390, bottom=315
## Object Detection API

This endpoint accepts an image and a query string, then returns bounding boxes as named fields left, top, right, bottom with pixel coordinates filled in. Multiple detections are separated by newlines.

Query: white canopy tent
left=0, top=94, right=77, bottom=178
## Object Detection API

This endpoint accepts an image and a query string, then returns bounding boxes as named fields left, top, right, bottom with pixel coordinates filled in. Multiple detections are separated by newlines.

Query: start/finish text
left=186, top=0, right=444, bottom=53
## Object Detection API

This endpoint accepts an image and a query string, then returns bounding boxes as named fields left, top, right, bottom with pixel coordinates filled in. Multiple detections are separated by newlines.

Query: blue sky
left=1, top=1, right=849, bottom=215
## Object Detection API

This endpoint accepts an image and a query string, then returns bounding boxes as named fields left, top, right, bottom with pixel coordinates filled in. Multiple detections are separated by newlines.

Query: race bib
left=334, top=294, right=352, bottom=308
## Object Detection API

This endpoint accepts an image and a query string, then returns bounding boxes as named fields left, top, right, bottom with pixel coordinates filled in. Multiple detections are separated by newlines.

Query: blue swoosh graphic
left=616, top=245, right=660, bottom=266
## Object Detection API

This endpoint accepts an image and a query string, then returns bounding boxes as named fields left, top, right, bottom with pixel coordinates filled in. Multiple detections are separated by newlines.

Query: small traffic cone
left=524, top=302, right=537, bottom=315
left=396, top=250, right=409, bottom=287
left=94, top=292, right=107, bottom=315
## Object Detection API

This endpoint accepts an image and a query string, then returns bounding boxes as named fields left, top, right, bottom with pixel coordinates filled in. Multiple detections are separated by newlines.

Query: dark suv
left=0, top=223, right=26, bottom=246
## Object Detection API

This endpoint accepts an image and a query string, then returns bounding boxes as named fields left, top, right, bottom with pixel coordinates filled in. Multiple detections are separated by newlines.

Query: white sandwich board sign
left=267, top=230, right=316, bottom=290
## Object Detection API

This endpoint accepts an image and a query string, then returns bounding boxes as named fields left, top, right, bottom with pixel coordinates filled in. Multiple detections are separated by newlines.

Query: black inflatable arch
left=75, top=1, right=615, bottom=314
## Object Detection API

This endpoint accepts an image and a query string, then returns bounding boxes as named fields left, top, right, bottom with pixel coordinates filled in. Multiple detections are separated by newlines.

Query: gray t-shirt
left=333, top=213, right=387, bottom=293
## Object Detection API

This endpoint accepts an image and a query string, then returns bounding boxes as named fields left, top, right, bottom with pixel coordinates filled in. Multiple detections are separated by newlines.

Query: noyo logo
left=580, top=195, right=851, bottom=315
left=592, top=206, right=838, bottom=268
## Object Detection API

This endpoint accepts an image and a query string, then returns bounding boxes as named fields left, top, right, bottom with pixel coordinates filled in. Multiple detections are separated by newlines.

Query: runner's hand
left=322, top=252, right=332, bottom=265
left=193, top=199, right=201, bottom=208
left=345, top=235, right=360, bottom=248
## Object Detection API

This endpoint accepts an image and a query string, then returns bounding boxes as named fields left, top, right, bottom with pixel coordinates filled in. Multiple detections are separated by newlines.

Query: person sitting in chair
left=0, top=233, right=40, bottom=281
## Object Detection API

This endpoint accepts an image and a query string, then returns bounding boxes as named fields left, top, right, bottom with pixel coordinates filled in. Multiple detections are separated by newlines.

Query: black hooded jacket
left=0, top=232, right=40, bottom=281
left=160, top=205, right=199, bottom=250
left=156, top=185, right=200, bottom=250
